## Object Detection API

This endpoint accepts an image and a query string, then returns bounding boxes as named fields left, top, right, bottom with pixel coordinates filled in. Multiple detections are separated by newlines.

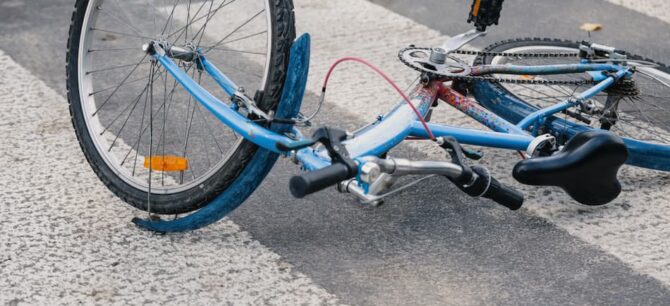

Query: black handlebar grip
left=290, top=163, right=355, bottom=198
left=482, top=176, right=524, bottom=210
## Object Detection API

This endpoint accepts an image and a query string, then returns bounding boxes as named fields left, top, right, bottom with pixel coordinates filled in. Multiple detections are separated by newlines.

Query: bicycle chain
left=398, top=47, right=598, bottom=86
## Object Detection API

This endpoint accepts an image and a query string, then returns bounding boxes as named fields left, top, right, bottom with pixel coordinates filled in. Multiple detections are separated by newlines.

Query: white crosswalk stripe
left=606, top=0, right=670, bottom=24
left=0, top=50, right=338, bottom=305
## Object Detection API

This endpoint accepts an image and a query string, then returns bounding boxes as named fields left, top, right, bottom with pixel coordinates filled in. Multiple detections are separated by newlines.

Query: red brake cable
left=321, top=57, right=436, bottom=141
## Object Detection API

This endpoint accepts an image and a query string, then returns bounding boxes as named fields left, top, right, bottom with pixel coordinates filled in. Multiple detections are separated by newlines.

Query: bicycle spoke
left=202, top=9, right=265, bottom=54
left=129, top=74, right=150, bottom=175
left=167, top=0, right=235, bottom=40
left=86, top=61, right=150, bottom=75
left=514, top=83, right=571, bottom=102
left=147, top=63, right=155, bottom=214
left=104, top=81, right=149, bottom=140
left=77, top=0, right=273, bottom=196
left=99, top=3, right=147, bottom=39
left=215, top=30, right=267, bottom=45
left=194, top=74, right=213, bottom=169
left=89, top=75, right=151, bottom=96
left=160, top=0, right=181, bottom=36
left=625, top=97, right=670, bottom=142
left=90, top=28, right=153, bottom=40
left=491, top=45, right=670, bottom=147
left=105, top=67, right=167, bottom=147
left=92, top=53, right=149, bottom=116
left=194, top=102, right=225, bottom=154
left=88, top=47, right=142, bottom=52
left=121, top=62, right=197, bottom=166
left=179, top=69, right=199, bottom=184
left=210, top=57, right=263, bottom=79
left=161, top=65, right=168, bottom=186
left=184, top=0, right=193, bottom=43
left=630, top=95, right=670, bottom=115
left=208, top=47, right=266, bottom=55
left=193, top=0, right=216, bottom=48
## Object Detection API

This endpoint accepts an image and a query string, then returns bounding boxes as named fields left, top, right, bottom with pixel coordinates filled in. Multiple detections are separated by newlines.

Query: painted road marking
left=0, top=50, right=339, bottom=305
left=606, top=0, right=670, bottom=24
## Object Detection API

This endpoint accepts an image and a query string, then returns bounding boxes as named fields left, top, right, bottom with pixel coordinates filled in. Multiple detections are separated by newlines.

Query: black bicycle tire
left=66, top=0, right=296, bottom=214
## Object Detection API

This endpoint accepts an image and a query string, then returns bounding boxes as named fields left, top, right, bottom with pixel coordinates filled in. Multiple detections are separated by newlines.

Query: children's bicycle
left=66, top=0, right=670, bottom=232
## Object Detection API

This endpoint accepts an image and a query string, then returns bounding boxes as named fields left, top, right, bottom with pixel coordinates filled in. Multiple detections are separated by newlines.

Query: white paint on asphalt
left=607, top=0, right=670, bottom=24
left=293, top=0, right=670, bottom=286
left=0, top=50, right=339, bottom=305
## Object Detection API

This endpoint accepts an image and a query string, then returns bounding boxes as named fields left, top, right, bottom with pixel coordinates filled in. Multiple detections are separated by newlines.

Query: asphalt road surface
left=1, top=0, right=670, bottom=305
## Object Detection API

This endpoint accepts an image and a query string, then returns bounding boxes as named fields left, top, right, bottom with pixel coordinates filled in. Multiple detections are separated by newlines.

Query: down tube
left=154, top=53, right=298, bottom=153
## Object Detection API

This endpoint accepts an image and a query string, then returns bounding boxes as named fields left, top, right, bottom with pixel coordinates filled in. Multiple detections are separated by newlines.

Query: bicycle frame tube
left=153, top=49, right=303, bottom=153
left=436, top=83, right=527, bottom=135
left=152, top=48, right=628, bottom=172
left=295, top=82, right=536, bottom=171
left=296, top=83, right=441, bottom=171
left=198, top=52, right=238, bottom=97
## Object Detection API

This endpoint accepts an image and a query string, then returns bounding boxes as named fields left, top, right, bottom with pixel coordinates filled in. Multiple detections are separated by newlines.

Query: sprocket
left=398, top=47, right=472, bottom=78
left=398, top=45, right=597, bottom=85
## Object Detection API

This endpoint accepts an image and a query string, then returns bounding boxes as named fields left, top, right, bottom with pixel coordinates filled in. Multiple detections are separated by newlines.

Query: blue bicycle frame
left=151, top=35, right=631, bottom=173
left=134, top=34, right=652, bottom=232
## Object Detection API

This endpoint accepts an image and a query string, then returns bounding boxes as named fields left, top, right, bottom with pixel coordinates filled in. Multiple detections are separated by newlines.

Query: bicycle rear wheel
left=472, top=38, right=670, bottom=171
left=66, top=0, right=295, bottom=214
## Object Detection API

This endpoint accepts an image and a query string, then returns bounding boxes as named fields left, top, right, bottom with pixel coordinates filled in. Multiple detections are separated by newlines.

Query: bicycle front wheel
left=472, top=38, right=670, bottom=171
left=66, top=0, right=295, bottom=214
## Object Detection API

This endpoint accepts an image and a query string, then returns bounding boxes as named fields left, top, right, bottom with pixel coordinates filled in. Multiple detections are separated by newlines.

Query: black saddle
left=513, top=130, right=628, bottom=205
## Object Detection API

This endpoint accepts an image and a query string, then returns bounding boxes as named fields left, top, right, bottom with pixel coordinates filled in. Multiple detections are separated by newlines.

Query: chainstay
left=399, top=47, right=597, bottom=85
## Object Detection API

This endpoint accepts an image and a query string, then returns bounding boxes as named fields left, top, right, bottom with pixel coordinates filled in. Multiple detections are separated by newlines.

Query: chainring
left=399, top=46, right=599, bottom=86
left=398, top=47, right=472, bottom=78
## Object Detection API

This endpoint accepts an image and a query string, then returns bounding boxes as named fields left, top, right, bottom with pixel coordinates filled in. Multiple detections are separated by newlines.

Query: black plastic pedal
left=468, top=0, right=505, bottom=31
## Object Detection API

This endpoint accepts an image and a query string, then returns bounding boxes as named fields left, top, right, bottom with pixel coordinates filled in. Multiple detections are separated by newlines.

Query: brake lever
left=437, top=136, right=474, bottom=186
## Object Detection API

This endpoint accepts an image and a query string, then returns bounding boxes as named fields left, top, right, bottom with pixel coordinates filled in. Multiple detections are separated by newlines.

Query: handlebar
left=461, top=166, right=524, bottom=210
left=290, top=163, right=357, bottom=198
left=480, top=173, right=524, bottom=210
left=290, top=156, right=523, bottom=210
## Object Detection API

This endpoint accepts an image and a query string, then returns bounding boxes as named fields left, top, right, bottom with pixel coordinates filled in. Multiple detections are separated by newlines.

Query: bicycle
left=66, top=0, right=670, bottom=232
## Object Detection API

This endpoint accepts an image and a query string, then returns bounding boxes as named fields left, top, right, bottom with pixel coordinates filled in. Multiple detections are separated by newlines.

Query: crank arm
left=442, top=29, right=487, bottom=53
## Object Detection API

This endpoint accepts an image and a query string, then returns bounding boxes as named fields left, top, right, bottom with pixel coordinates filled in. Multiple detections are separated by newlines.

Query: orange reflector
left=520, top=74, right=535, bottom=80
left=144, top=155, right=189, bottom=172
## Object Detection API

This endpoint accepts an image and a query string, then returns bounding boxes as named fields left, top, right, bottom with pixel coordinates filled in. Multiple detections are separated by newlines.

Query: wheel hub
left=143, top=41, right=199, bottom=62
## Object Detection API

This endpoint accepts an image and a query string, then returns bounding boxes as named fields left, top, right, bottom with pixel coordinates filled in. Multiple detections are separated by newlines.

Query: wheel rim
left=490, top=45, right=670, bottom=145
left=77, top=0, right=273, bottom=194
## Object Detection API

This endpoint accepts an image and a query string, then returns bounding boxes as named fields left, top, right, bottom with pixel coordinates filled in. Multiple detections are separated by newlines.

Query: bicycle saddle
left=513, top=130, right=628, bottom=205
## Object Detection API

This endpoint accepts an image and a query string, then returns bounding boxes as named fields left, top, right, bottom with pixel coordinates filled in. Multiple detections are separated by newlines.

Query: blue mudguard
left=133, top=34, right=311, bottom=232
